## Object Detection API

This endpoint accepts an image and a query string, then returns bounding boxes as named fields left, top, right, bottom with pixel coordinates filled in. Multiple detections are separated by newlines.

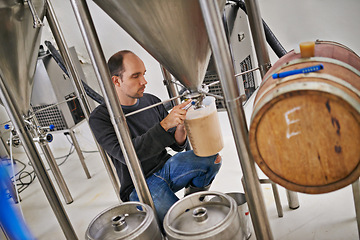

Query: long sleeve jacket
left=89, top=93, right=187, bottom=201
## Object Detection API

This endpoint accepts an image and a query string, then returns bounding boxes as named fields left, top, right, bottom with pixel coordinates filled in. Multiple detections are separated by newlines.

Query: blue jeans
left=129, top=150, right=221, bottom=223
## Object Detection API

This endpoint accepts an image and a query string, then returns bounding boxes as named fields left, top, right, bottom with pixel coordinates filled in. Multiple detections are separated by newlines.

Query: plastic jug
left=184, top=96, right=224, bottom=156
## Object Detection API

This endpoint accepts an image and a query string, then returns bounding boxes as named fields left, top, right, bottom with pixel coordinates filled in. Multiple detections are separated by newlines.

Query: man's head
left=108, top=50, right=147, bottom=105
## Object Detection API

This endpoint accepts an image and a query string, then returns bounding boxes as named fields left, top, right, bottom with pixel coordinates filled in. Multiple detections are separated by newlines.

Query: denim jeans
left=129, top=150, right=221, bottom=224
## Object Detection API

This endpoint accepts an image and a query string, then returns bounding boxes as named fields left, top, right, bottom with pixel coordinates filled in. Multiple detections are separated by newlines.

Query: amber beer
left=184, top=97, right=224, bottom=157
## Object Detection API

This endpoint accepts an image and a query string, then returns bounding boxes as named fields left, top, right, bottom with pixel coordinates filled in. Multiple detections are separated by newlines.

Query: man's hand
left=160, top=100, right=191, bottom=131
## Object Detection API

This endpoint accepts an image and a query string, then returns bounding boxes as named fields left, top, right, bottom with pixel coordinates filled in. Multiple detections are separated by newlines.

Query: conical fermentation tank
left=92, top=0, right=226, bottom=95
left=0, top=0, right=46, bottom=115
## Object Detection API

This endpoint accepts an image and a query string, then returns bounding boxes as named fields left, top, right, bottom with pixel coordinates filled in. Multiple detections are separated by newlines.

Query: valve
left=33, top=133, right=53, bottom=143
left=7, top=136, right=21, bottom=148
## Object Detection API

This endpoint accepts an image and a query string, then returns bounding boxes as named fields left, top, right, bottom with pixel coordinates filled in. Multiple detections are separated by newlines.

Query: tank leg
left=68, top=130, right=91, bottom=179
left=259, top=179, right=283, bottom=217
left=352, top=178, right=360, bottom=238
left=271, top=183, right=283, bottom=217
left=286, top=190, right=300, bottom=210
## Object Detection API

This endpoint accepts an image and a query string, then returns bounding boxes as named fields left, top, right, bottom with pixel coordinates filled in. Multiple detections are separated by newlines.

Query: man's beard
left=126, top=90, right=143, bottom=99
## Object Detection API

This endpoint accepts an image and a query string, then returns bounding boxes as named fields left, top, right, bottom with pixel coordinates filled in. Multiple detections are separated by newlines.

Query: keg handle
left=200, top=193, right=229, bottom=205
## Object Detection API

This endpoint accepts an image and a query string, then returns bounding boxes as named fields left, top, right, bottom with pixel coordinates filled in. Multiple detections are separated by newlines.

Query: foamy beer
left=184, top=96, right=224, bottom=156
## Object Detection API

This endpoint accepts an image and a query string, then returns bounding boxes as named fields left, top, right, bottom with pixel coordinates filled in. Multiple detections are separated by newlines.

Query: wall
left=258, top=0, right=360, bottom=62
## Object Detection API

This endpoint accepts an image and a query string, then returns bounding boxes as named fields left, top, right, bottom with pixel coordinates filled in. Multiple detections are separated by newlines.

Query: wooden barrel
left=249, top=40, right=360, bottom=194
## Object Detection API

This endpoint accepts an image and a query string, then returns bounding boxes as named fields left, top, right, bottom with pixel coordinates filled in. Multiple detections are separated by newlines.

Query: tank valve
left=33, top=133, right=53, bottom=143
left=7, top=136, right=21, bottom=148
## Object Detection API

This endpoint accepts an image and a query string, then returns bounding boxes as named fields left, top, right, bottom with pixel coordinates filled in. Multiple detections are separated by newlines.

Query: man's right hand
left=160, top=100, right=192, bottom=131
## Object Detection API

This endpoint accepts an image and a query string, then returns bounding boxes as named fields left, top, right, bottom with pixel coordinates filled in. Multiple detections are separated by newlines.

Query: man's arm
left=174, top=123, right=187, bottom=145
left=89, top=105, right=176, bottom=164
left=160, top=100, right=191, bottom=145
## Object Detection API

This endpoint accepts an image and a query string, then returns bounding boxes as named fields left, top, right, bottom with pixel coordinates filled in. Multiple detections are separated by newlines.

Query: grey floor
left=2, top=96, right=359, bottom=240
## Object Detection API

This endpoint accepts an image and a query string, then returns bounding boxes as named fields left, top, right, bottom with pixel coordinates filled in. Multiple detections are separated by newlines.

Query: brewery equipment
left=164, top=191, right=244, bottom=240
left=249, top=40, right=360, bottom=194
left=69, top=0, right=273, bottom=238
left=86, top=202, right=163, bottom=240
left=0, top=0, right=77, bottom=238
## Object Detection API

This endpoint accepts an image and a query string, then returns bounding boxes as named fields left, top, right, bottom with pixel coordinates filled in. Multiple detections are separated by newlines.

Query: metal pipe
left=45, top=0, right=121, bottom=201
left=125, top=94, right=184, bottom=117
left=245, top=0, right=301, bottom=219
left=68, top=129, right=91, bottom=179
left=45, top=0, right=89, bottom=113
left=0, top=75, right=78, bottom=239
left=352, top=179, right=360, bottom=238
left=244, top=0, right=271, bottom=77
left=271, top=183, right=283, bottom=217
left=234, top=67, right=260, bottom=77
left=39, top=143, right=73, bottom=204
left=161, top=66, right=181, bottom=106
left=30, top=108, right=74, bottom=204
left=69, top=0, right=155, bottom=210
left=26, top=0, right=44, bottom=28
left=198, top=0, right=273, bottom=239
left=259, top=178, right=283, bottom=218
left=286, top=190, right=300, bottom=209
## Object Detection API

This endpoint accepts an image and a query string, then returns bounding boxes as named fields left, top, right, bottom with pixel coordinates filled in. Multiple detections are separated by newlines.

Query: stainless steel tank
left=0, top=0, right=45, bottom=115
left=92, top=0, right=225, bottom=94
left=163, top=191, right=244, bottom=240
left=86, top=202, right=163, bottom=240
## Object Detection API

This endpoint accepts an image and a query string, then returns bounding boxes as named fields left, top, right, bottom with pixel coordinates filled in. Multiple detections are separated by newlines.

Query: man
left=89, top=50, right=221, bottom=223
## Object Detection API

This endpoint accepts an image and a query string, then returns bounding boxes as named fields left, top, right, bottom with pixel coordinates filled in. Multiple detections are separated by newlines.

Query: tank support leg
left=68, top=129, right=91, bottom=179
left=352, top=178, right=360, bottom=238
left=259, top=179, right=283, bottom=217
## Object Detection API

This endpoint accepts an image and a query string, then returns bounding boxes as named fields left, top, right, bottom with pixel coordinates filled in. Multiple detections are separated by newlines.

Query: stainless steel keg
left=226, top=192, right=252, bottom=239
left=163, top=191, right=244, bottom=240
left=85, top=202, right=163, bottom=240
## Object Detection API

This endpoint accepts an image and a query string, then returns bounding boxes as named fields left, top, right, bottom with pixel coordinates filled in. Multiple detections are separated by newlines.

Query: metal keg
left=85, top=202, right=163, bottom=240
left=163, top=191, right=244, bottom=240
left=226, top=192, right=252, bottom=239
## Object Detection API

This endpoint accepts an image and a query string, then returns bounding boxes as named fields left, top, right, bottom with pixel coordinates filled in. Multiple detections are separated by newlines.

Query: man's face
left=118, top=53, right=147, bottom=99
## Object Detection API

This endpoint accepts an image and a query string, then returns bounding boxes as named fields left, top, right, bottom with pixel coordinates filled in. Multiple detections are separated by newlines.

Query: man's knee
left=214, top=154, right=222, bottom=164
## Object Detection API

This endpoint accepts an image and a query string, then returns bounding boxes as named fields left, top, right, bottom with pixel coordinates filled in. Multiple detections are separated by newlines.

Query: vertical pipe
left=286, top=190, right=300, bottom=209
left=198, top=1, right=273, bottom=239
left=244, top=0, right=271, bottom=77
left=69, top=0, right=155, bottom=210
left=45, top=0, right=121, bottom=201
left=39, top=143, right=74, bottom=204
left=30, top=111, right=73, bottom=204
left=0, top=77, right=78, bottom=239
left=68, top=129, right=91, bottom=179
left=271, top=183, right=283, bottom=217
left=244, top=0, right=301, bottom=211
left=160, top=66, right=181, bottom=106
left=352, top=179, right=360, bottom=238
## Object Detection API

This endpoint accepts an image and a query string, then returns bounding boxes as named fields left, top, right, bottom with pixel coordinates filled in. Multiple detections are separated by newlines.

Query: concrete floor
left=1, top=96, right=359, bottom=240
